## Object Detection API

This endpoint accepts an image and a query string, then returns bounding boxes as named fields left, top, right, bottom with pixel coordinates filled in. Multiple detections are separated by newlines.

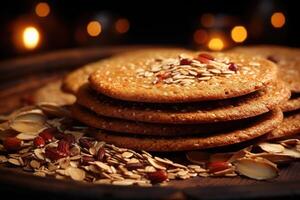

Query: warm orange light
left=201, top=13, right=215, bottom=28
left=87, top=21, right=102, bottom=37
left=22, top=26, right=40, bottom=50
left=193, top=29, right=208, bottom=45
left=231, top=26, right=247, bottom=43
left=271, top=12, right=286, bottom=28
left=115, top=18, right=130, bottom=33
left=208, top=38, right=224, bottom=51
left=35, top=2, right=50, bottom=17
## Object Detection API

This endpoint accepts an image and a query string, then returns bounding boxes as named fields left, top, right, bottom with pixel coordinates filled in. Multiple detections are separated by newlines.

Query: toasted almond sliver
left=258, top=143, right=285, bottom=153
left=16, top=133, right=36, bottom=140
left=147, top=157, right=166, bottom=170
left=8, top=158, right=21, bottom=166
left=234, top=157, right=278, bottom=180
left=0, top=155, right=8, bottom=163
left=66, top=167, right=86, bottom=181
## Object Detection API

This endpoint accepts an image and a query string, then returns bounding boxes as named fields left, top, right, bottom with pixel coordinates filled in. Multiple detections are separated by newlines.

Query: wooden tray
left=1, top=46, right=300, bottom=200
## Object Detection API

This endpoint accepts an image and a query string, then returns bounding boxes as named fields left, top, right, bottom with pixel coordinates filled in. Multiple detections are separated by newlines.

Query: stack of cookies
left=63, top=49, right=290, bottom=151
left=231, top=46, right=300, bottom=141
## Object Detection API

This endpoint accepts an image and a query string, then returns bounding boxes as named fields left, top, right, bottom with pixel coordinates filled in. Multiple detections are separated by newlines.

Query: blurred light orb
left=231, top=26, right=247, bottom=43
left=115, top=18, right=130, bottom=33
left=201, top=13, right=215, bottom=28
left=87, top=21, right=102, bottom=37
left=208, top=38, right=224, bottom=51
left=193, top=29, right=208, bottom=44
left=23, top=26, right=40, bottom=50
left=271, top=12, right=286, bottom=28
left=35, top=2, right=50, bottom=17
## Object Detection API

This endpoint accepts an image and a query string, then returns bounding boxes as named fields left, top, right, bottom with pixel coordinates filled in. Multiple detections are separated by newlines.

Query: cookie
left=62, top=48, right=191, bottom=94
left=89, top=49, right=277, bottom=103
left=231, top=45, right=300, bottom=93
left=280, top=93, right=300, bottom=112
left=89, top=109, right=283, bottom=151
left=33, top=80, right=76, bottom=106
left=265, top=110, right=300, bottom=141
left=71, top=104, right=273, bottom=136
left=76, top=81, right=290, bottom=124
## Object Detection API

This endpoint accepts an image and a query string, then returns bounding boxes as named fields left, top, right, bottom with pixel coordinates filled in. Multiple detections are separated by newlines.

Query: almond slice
left=258, top=143, right=285, bottom=153
left=234, top=157, right=278, bottom=180
left=65, top=167, right=86, bottom=181
left=38, top=103, right=70, bottom=118
left=10, top=110, right=47, bottom=133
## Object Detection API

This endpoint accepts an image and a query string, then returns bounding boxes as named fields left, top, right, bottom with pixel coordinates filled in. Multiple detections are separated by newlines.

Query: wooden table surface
left=0, top=46, right=300, bottom=200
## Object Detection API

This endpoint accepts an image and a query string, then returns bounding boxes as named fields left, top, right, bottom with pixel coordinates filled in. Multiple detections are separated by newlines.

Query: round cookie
left=231, top=45, right=300, bottom=93
left=71, top=104, right=269, bottom=136
left=280, top=94, right=300, bottom=112
left=34, top=80, right=76, bottom=106
left=62, top=48, right=191, bottom=94
left=89, top=109, right=283, bottom=151
left=265, top=110, right=300, bottom=141
left=76, top=81, right=290, bottom=124
left=89, top=50, right=277, bottom=103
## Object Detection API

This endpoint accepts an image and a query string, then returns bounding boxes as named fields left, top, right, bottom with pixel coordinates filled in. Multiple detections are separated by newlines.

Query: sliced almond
left=93, top=161, right=112, bottom=173
left=186, top=151, right=210, bottom=165
left=8, top=158, right=21, bottom=166
left=258, top=143, right=285, bottom=153
left=251, top=153, right=295, bottom=164
left=16, top=133, right=36, bottom=140
left=65, top=167, right=86, bottom=181
left=147, top=157, right=166, bottom=170
left=38, top=103, right=70, bottom=117
left=10, top=110, right=47, bottom=134
left=234, top=157, right=278, bottom=180
left=0, top=155, right=8, bottom=163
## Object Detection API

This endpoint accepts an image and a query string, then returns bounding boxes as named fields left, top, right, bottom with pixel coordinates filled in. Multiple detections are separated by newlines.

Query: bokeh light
left=193, top=29, right=208, bottom=44
left=35, top=2, right=50, bottom=17
left=87, top=21, right=102, bottom=37
left=201, top=13, right=215, bottom=28
left=22, top=26, right=40, bottom=50
left=271, top=12, right=286, bottom=28
left=231, top=26, right=247, bottom=43
left=208, top=37, right=224, bottom=51
left=115, top=18, right=130, bottom=34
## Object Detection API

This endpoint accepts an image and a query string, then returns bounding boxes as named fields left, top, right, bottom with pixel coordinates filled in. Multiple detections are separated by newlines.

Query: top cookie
left=89, top=49, right=277, bottom=103
left=231, top=45, right=300, bottom=93
left=62, top=48, right=191, bottom=94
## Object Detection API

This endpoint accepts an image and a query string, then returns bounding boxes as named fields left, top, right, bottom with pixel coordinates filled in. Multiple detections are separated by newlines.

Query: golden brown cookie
left=280, top=93, right=300, bottom=112
left=71, top=104, right=272, bottom=136
left=33, top=80, right=76, bottom=106
left=231, top=45, right=300, bottom=93
left=89, top=49, right=277, bottom=103
left=76, top=81, right=290, bottom=124
left=62, top=48, right=191, bottom=94
left=265, top=110, right=300, bottom=141
left=89, top=109, right=283, bottom=151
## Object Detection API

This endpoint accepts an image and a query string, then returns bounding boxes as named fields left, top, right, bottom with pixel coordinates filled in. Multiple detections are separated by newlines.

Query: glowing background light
left=35, top=2, right=50, bottom=17
left=193, top=29, right=208, bottom=44
left=87, top=21, right=102, bottom=37
left=115, top=18, right=130, bottom=33
left=22, top=26, right=40, bottom=50
left=208, top=38, right=224, bottom=51
left=231, top=26, right=247, bottom=43
left=271, top=12, right=286, bottom=28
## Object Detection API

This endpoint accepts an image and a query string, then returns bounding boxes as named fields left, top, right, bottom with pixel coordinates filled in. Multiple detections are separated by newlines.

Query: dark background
left=0, top=0, right=299, bottom=60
